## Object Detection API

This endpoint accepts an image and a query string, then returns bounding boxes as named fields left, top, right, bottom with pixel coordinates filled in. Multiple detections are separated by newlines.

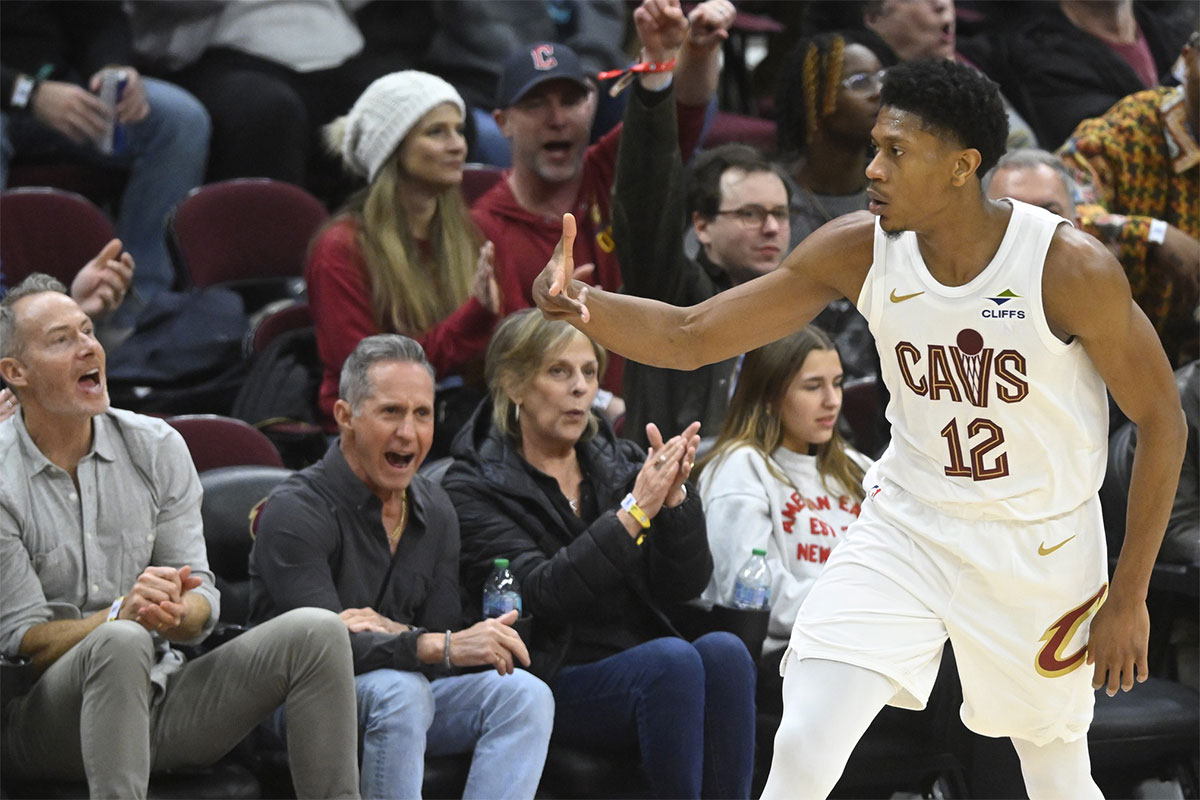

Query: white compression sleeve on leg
left=1011, top=734, right=1104, bottom=800
left=760, top=655, right=898, bottom=799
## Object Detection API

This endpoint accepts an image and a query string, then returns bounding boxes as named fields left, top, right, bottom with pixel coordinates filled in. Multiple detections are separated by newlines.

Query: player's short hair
left=687, top=144, right=791, bottom=218
left=880, top=59, right=1008, bottom=177
left=0, top=273, right=70, bottom=359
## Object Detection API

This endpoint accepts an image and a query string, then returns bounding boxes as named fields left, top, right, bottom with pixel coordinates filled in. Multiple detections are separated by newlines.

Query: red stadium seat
left=166, top=414, right=284, bottom=471
left=167, top=179, right=328, bottom=310
left=0, top=188, right=117, bottom=288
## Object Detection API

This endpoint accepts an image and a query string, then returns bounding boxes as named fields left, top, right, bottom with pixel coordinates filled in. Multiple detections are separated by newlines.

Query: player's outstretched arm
left=534, top=212, right=870, bottom=370
left=1044, top=227, right=1187, bottom=696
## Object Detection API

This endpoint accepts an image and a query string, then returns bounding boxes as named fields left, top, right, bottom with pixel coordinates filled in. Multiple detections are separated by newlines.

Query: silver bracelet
left=443, top=630, right=452, bottom=669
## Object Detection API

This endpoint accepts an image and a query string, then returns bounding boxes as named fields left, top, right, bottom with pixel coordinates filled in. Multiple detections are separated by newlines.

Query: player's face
left=986, top=164, right=1076, bottom=223
left=823, top=44, right=884, bottom=145
left=396, top=103, right=467, bottom=191
left=336, top=361, right=434, bottom=500
left=514, top=333, right=599, bottom=452
left=865, top=106, right=965, bottom=234
left=865, top=0, right=956, bottom=62
left=0, top=292, right=108, bottom=421
left=779, top=348, right=844, bottom=452
left=497, top=80, right=597, bottom=186
left=694, top=167, right=790, bottom=282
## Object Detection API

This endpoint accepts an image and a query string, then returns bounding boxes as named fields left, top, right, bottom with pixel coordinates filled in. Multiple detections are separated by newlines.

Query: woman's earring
left=514, top=403, right=521, bottom=423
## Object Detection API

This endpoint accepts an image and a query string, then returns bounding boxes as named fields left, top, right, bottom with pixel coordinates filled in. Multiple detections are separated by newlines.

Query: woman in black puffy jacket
left=443, top=309, right=756, bottom=800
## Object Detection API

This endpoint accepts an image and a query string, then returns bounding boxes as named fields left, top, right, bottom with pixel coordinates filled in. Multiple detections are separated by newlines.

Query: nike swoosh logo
left=889, top=289, right=925, bottom=303
left=1038, top=535, right=1076, bottom=556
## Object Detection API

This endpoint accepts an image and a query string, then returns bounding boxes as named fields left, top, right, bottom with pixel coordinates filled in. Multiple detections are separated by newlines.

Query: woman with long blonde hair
left=697, top=326, right=872, bottom=683
left=308, top=71, right=500, bottom=433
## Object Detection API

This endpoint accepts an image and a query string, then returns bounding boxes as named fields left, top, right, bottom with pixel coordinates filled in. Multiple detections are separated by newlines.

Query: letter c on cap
left=532, top=45, right=558, bottom=71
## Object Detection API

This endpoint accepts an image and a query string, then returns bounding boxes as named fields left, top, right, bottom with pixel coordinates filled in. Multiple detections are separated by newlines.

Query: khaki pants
left=3, top=607, right=360, bottom=799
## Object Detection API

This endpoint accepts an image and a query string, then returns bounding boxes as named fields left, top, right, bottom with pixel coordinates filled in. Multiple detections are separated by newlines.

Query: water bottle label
left=732, top=582, right=769, bottom=609
left=483, top=591, right=522, bottom=618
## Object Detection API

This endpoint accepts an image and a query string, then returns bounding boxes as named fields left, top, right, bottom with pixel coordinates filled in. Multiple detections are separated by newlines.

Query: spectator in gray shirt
left=0, top=273, right=361, bottom=799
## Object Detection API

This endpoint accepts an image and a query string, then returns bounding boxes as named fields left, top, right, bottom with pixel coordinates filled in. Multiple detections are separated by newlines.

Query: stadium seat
left=0, top=188, right=116, bottom=288
left=166, top=414, right=284, bottom=472
left=461, top=163, right=505, bottom=205
left=166, top=179, right=327, bottom=311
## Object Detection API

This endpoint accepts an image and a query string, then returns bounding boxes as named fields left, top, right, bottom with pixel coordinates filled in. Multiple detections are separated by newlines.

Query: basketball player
left=533, top=59, right=1186, bottom=799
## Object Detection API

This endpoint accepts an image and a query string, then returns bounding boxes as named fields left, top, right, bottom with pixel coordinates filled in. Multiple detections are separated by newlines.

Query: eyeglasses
left=840, top=70, right=886, bottom=93
left=714, top=205, right=789, bottom=228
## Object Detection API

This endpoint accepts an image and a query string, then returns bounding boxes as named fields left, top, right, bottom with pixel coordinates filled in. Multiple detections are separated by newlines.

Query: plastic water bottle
left=731, top=548, right=771, bottom=610
left=482, top=558, right=523, bottom=618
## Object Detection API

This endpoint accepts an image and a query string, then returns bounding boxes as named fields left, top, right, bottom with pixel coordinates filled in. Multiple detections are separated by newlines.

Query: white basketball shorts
left=786, top=478, right=1108, bottom=745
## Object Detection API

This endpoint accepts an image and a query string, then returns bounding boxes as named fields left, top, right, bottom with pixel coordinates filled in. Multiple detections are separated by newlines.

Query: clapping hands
left=631, top=421, right=701, bottom=520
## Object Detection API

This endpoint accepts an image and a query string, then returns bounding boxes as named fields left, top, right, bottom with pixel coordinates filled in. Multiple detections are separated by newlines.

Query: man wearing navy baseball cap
left=495, top=43, right=592, bottom=110
left=471, top=0, right=735, bottom=422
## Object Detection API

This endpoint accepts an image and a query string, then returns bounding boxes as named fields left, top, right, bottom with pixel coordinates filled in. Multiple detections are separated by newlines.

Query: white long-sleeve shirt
left=699, top=444, right=873, bottom=654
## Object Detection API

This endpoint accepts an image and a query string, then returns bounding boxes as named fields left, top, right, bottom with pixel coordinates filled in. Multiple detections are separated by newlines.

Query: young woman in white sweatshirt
left=698, top=326, right=873, bottom=676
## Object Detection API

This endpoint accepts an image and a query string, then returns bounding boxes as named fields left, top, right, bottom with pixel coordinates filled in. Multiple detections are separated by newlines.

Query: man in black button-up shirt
left=249, top=334, right=553, bottom=800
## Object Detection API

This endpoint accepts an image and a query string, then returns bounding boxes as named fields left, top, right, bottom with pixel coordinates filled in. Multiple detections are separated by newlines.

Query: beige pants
left=3, top=607, right=360, bottom=799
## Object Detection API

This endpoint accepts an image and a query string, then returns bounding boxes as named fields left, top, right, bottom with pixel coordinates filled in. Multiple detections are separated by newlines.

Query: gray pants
left=2, top=607, right=360, bottom=799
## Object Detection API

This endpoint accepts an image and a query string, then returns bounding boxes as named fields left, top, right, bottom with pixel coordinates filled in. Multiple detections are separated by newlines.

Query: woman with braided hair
left=773, top=32, right=896, bottom=425
left=775, top=31, right=894, bottom=244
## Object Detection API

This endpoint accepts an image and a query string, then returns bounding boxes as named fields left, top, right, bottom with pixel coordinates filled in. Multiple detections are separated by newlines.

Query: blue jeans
left=550, top=633, right=757, bottom=799
left=274, top=667, right=553, bottom=799
left=1, top=78, right=209, bottom=310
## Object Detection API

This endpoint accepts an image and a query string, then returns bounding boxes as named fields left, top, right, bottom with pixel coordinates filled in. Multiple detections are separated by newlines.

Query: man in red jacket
left=471, top=0, right=733, bottom=404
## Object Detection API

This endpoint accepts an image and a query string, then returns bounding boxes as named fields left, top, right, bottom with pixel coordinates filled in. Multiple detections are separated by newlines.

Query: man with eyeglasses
left=615, top=112, right=792, bottom=446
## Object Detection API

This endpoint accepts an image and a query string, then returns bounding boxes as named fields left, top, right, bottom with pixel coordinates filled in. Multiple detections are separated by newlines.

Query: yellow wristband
left=621, top=493, right=651, bottom=530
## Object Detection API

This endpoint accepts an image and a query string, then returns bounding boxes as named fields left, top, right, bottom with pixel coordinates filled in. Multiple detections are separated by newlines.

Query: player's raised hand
left=1086, top=593, right=1149, bottom=696
left=534, top=213, right=593, bottom=322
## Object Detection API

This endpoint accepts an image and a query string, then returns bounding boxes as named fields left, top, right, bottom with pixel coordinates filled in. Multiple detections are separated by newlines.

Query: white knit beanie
left=332, top=71, right=465, bottom=183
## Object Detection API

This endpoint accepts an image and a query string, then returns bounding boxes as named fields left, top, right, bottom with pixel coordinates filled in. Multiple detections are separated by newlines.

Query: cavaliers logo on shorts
left=1035, top=584, right=1108, bottom=678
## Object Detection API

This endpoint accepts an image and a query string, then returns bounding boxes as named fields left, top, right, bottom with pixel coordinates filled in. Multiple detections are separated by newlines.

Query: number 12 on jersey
left=940, top=417, right=1009, bottom=481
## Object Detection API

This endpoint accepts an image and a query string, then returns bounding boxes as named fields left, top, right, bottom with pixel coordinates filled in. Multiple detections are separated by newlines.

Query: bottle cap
left=751, top=548, right=766, bottom=556
left=494, top=558, right=510, bottom=568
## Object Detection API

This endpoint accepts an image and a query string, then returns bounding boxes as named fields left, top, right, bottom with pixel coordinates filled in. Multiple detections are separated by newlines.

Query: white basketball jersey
left=858, top=200, right=1108, bottom=521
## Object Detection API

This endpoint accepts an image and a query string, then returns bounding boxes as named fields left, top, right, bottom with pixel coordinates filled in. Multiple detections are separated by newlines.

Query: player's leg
left=1011, top=735, right=1103, bottom=800
left=760, top=655, right=896, bottom=799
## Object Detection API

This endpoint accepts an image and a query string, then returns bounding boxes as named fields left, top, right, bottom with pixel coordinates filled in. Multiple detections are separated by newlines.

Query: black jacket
left=612, top=82, right=739, bottom=448
left=958, top=3, right=1191, bottom=149
left=443, top=400, right=711, bottom=680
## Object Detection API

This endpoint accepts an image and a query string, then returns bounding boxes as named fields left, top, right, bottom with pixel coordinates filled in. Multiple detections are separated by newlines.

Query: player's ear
left=951, top=148, right=982, bottom=187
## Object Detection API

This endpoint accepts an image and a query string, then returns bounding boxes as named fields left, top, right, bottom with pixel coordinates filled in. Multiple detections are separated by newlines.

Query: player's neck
left=913, top=196, right=1013, bottom=287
